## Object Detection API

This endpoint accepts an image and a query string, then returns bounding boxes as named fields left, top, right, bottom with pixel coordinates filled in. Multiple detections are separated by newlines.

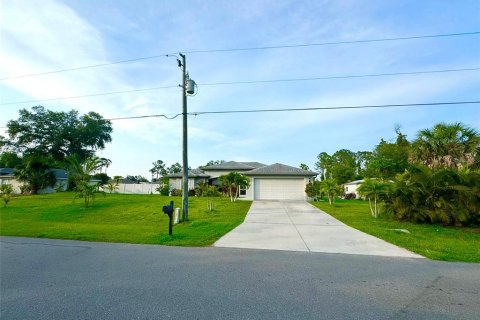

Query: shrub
left=384, top=165, right=480, bottom=226
left=156, top=184, right=169, bottom=196
left=344, top=193, right=356, bottom=200
left=170, top=189, right=182, bottom=197
left=188, top=189, right=196, bottom=196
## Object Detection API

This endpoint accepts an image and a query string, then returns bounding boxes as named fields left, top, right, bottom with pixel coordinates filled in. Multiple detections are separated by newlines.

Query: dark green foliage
left=305, top=180, right=320, bottom=198
left=3, top=106, right=112, bottom=162
left=156, top=184, right=170, bottom=196
left=365, top=128, right=410, bottom=179
left=344, top=193, right=356, bottom=200
left=92, top=173, right=110, bottom=186
left=126, top=175, right=149, bottom=183
left=14, top=155, right=56, bottom=194
left=384, top=165, right=480, bottom=226
left=0, top=152, right=22, bottom=168
left=204, top=160, right=225, bottom=167
left=167, top=163, right=182, bottom=174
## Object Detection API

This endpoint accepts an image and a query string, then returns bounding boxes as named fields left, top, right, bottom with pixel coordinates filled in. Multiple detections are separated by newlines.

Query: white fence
left=113, top=183, right=161, bottom=194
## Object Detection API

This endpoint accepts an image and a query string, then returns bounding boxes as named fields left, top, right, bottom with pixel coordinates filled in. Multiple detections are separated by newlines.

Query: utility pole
left=180, top=53, right=189, bottom=221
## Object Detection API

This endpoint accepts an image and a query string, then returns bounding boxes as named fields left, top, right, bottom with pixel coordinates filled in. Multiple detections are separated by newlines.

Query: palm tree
left=219, top=172, right=250, bottom=202
left=319, top=178, right=342, bottom=205
left=411, top=122, right=480, bottom=169
left=357, top=178, right=391, bottom=218
left=68, top=156, right=103, bottom=208
left=150, top=160, right=166, bottom=181
left=14, top=156, right=56, bottom=194
left=99, top=158, right=112, bottom=174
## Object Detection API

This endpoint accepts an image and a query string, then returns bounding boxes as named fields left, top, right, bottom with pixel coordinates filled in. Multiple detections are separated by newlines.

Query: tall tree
left=410, top=122, right=480, bottom=169
left=365, top=128, right=410, bottom=179
left=99, top=158, right=112, bottom=174
left=315, top=152, right=333, bottom=180
left=299, top=163, right=310, bottom=171
left=2, top=106, right=112, bottom=162
left=330, top=149, right=357, bottom=184
left=167, top=162, right=182, bottom=174
left=150, top=160, right=167, bottom=180
left=0, top=152, right=22, bottom=168
left=204, top=160, right=225, bottom=167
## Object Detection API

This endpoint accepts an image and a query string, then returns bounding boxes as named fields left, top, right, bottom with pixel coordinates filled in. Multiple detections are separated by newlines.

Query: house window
left=239, top=187, right=246, bottom=197
left=345, top=187, right=348, bottom=192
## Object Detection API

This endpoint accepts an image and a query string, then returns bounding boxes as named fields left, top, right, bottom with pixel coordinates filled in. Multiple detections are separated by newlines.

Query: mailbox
left=162, top=204, right=173, bottom=216
left=163, top=201, right=174, bottom=235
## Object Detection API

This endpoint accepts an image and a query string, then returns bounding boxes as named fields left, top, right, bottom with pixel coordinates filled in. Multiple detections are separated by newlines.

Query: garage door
left=254, top=178, right=305, bottom=200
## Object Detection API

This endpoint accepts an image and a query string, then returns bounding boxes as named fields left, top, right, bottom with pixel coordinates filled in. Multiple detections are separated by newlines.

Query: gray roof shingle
left=167, top=168, right=210, bottom=178
left=244, top=163, right=317, bottom=176
left=202, top=161, right=263, bottom=171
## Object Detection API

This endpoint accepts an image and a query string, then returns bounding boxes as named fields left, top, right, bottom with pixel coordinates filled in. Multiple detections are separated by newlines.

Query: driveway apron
left=214, top=201, right=423, bottom=258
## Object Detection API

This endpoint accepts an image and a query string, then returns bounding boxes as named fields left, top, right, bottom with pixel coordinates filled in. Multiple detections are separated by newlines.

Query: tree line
left=310, top=122, right=480, bottom=226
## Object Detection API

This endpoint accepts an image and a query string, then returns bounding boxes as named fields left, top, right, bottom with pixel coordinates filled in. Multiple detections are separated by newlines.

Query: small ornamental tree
left=68, top=156, right=103, bottom=208
left=0, top=184, right=13, bottom=208
left=219, top=172, right=250, bottom=202
left=357, top=178, right=391, bottom=218
left=319, top=178, right=342, bottom=205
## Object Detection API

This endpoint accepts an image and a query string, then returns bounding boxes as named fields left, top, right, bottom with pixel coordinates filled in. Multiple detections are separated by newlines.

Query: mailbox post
left=162, top=200, right=174, bottom=235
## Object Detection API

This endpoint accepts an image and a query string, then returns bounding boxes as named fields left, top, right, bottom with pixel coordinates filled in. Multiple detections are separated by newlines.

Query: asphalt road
left=1, top=237, right=479, bottom=320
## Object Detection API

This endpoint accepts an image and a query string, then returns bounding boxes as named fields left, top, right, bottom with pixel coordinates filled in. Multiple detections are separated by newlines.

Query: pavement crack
left=284, top=205, right=311, bottom=252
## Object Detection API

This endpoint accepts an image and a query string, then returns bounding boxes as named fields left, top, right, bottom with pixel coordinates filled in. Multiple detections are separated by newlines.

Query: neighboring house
left=343, top=179, right=364, bottom=199
left=0, top=168, right=68, bottom=194
left=167, top=169, right=210, bottom=190
left=168, top=161, right=317, bottom=201
left=0, top=168, right=22, bottom=194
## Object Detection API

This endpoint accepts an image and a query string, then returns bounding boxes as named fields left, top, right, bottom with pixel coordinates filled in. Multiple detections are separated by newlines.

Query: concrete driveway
left=214, top=201, right=423, bottom=258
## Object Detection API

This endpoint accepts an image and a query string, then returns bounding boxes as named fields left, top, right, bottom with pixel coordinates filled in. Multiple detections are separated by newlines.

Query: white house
left=0, top=168, right=68, bottom=194
left=168, top=169, right=210, bottom=190
left=343, top=179, right=364, bottom=199
left=168, top=161, right=317, bottom=201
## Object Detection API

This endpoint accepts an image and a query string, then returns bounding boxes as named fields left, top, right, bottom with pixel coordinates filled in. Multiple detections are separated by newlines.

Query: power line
left=199, top=67, right=480, bottom=86
left=1, top=31, right=478, bottom=80
left=0, top=85, right=179, bottom=106
left=1, top=101, right=478, bottom=128
left=188, top=101, right=480, bottom=116
left=1, top=67, right=478, bottom=106
left=107, top=113, right=182, bottom=121
left=182, top=31, right=480, bottom=54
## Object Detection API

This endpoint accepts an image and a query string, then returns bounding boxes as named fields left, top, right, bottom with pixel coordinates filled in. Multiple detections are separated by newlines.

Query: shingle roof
left=201, top=161, right=261, bottom=171
left=167, top=168, right=210, bottom=178
left=343, top=179, right=364, bottom=186
left=0, top=168, right=14, bottom=176
left=244, top=163, right=317, bottom=176
left=240, top=162, right=267, bottom=168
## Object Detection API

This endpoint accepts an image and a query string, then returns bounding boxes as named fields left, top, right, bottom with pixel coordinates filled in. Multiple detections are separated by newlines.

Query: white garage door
left=254, top=178, right=306, bottom=200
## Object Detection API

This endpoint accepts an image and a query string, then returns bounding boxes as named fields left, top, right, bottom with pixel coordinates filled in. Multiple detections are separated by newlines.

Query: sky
left=1, top=0, right=479, bottom=179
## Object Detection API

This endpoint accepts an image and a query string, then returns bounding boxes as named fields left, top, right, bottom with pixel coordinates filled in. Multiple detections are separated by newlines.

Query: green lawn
left=0, top=192, right=251, bottom=247
left=312, top=199, right=480, bottom=262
